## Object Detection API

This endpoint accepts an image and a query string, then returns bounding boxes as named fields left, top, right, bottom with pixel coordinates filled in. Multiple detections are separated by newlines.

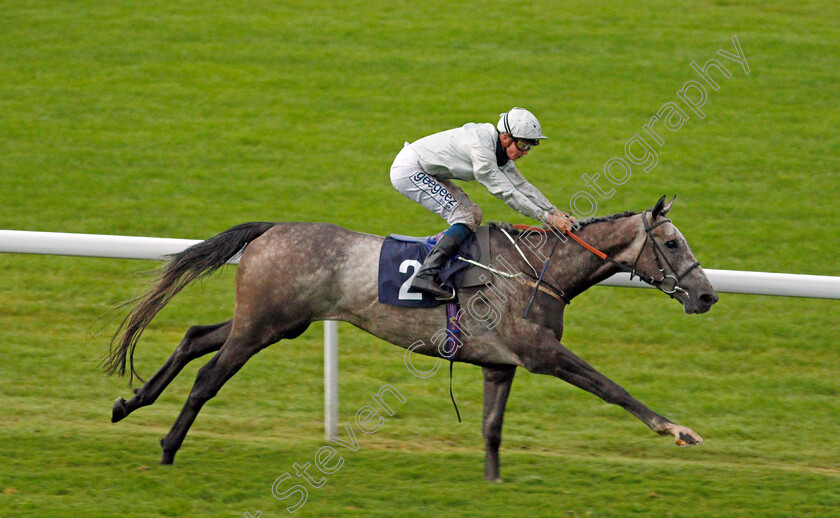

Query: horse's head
left=630, top=196, right=718, bottom=314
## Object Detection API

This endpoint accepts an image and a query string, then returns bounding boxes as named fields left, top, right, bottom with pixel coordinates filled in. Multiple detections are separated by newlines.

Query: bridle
left=613, top=210, right=701, bottom=297
left=514, top=210, right=701, bottom=300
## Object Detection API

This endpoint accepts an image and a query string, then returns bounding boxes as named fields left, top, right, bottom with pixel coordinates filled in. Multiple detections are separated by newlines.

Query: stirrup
left=434, top=287, right=456, bottom=301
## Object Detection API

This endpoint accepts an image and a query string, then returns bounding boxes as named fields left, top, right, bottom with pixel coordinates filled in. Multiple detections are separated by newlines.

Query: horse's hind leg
left=159, top=321, right=310, bottom=465
left=482, top=364, right=516, bottom=482
left=111, top=320, right=231, bottom=423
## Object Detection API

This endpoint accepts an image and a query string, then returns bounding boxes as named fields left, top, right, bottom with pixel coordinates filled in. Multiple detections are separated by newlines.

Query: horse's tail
left=103, top=221, right=276, bottom=383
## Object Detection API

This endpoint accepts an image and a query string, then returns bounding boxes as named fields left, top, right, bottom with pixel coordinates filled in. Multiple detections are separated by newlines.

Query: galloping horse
left=105, top=196, right=718, bottom=480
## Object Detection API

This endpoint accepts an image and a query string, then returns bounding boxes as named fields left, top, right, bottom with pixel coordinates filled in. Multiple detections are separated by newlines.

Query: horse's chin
left=681, top=298, right=713, bottom=314
left=676, top=293, right=713, bottom=314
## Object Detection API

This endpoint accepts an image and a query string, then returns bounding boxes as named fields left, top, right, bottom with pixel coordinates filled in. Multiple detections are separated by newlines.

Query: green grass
left=1, top=1, right=839, bottom=516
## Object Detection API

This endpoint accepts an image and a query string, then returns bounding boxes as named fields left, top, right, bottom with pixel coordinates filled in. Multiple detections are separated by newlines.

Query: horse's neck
left=550, top=215, right=644, bottom=298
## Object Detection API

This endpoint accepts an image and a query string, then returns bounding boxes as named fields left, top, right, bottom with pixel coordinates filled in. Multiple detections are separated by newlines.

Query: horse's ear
left=661, top=195, right=676, bottom=217
left=651, top=195, right=667, bottom=219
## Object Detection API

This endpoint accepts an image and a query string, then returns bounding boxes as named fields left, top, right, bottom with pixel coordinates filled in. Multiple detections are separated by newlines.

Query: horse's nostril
left=699, top=293, right=718, bottom=306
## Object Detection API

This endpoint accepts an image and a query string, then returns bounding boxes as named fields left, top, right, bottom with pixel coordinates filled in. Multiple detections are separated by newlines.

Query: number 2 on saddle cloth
left=377, top=232, right=476, bottom=308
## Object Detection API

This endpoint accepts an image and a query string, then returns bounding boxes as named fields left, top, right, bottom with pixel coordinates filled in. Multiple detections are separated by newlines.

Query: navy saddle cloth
left=378, top=232, right=477, bottom=307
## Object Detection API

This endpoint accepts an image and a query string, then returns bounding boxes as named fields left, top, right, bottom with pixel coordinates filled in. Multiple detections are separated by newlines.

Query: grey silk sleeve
left=500, top=163, right=557, bottom=213
left=469, top=140, right=548, bottom=221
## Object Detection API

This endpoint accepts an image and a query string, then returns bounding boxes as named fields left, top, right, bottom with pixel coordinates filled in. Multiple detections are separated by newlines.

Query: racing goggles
left=513, top=138, right=540, bottom=151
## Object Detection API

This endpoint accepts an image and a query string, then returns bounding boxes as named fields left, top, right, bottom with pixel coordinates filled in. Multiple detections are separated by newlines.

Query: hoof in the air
left=675, top=431, right=702, bottom=447
left=111, top=397, right=128, bottom=423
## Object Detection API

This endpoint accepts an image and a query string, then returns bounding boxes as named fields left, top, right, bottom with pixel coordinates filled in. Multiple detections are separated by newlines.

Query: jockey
left=390, top=107, right=575, bottom=299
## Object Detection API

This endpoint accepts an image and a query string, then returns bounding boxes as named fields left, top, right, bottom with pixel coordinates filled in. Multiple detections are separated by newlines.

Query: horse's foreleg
left=111, top=321, right=231, bottom=423
left=524, top=332, right=702, bottom=447
left=482, top=364, right=516, bottom=482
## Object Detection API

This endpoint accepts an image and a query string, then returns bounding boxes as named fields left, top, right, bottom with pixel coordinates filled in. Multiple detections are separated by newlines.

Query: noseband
left=628, top=210, right=701, bottom=296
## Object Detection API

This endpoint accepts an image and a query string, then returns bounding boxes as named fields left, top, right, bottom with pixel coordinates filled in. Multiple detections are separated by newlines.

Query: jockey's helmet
left=497, top=107, right=548, bottom=141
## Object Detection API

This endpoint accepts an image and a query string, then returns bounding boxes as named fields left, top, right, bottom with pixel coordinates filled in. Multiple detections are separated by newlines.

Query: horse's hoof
left=111, top=397, right=128, bottom=423
left=675, top=430, right=703, bottom=447
left=160, top=437, right=176, bottom=465
left=661, top=423, right=703, bottom=447
left=484, top=473, right=503, bottom=483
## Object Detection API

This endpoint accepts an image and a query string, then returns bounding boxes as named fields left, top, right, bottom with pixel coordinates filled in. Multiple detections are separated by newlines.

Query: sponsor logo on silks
left=410, top=172, right=457, bottom=212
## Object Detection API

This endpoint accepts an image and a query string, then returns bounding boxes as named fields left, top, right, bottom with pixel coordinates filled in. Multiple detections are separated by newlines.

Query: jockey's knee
left=452, top=214, right=480, bottom=232
left=447, top=200, right=482, bottom=232
left=471, top=205, right=483, bottom=228
left=461, top=205, right=482, bottom=231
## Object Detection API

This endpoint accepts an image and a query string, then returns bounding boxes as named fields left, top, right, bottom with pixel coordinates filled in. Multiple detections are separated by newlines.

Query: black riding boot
left=411, top=234, right=460, bottom=300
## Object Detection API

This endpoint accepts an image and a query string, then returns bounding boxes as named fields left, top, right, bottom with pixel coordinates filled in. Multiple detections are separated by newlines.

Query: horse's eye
left=665, top=240, right=679, bottom=249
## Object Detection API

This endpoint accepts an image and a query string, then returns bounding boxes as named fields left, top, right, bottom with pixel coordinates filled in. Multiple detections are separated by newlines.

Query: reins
left=522, top=235, right=561, bottom=319
left=512, top=210, right=701, bottom=299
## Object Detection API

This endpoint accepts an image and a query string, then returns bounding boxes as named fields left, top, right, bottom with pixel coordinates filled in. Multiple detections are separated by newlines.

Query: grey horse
left=105, top=196, right=718, bottom=480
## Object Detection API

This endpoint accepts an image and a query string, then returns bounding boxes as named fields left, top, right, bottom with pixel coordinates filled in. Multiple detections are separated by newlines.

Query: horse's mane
left=576, top=211, right=639, bottom=229
left=490, top=211, right=639, bottom=235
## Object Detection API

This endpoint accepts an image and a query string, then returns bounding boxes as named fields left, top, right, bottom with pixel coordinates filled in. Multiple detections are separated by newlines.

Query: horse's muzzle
left=686, top=291, right=719, bottom=314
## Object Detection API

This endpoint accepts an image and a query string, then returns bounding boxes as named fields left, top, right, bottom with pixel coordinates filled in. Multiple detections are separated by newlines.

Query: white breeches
left=389, top=144, right=482, bottom=230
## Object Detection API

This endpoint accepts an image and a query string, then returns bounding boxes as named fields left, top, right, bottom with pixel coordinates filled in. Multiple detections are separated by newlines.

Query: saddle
left=378, top=225, right=492, bottom=307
